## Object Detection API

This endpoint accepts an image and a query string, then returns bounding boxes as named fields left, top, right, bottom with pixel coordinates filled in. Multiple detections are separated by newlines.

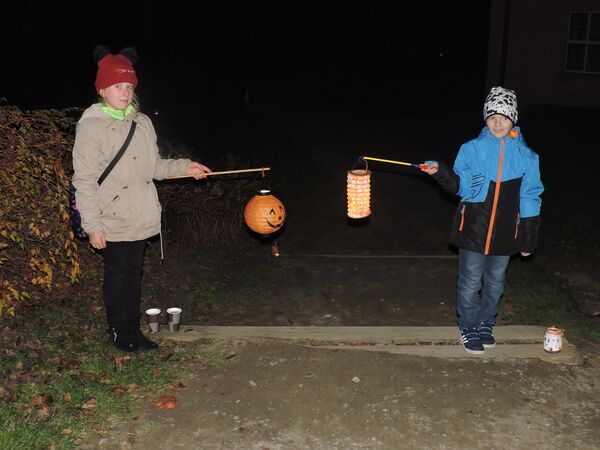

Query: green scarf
left=101, top=104, right=134, bottom=121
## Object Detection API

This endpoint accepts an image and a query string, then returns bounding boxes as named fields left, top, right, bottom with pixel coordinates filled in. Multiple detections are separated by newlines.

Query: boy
left=422, top=86, right=543, bottom=354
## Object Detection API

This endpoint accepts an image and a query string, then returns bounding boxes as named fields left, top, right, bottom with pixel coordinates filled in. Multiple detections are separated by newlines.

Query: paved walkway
left=152, top=325, right=581, bottom=364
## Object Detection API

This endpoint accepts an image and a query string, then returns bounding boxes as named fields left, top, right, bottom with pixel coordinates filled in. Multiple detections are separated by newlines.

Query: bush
left=0, top=104, right=82, bottom=317
left=0, top=102, right=261, bottom=318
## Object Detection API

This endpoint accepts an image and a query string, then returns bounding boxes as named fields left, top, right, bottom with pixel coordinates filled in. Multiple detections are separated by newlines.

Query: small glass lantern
left=347, top=169, right=371, bottom=218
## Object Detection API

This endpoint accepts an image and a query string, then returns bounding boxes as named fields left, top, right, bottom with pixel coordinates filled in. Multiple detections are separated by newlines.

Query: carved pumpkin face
left=266, top=204, right=285, bottom=229
left=244, top=190, right=286, bottom=236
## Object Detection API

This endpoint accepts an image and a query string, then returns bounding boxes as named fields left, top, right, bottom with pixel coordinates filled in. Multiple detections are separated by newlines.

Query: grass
left=0, top=301, right=203, bottom=449
left=505, top=260, right=600, bottom=346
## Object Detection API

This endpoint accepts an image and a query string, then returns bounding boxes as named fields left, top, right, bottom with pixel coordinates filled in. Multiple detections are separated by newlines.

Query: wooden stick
left=166, top=167, right=270, bottom=180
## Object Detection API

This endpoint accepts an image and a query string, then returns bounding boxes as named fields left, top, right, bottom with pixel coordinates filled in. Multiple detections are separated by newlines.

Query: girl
left=72, top=46, right=211, bottom=353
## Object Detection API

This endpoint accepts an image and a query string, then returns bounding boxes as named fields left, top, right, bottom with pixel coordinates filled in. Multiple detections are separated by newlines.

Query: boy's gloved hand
left=421, top=160, right=439, bottom=175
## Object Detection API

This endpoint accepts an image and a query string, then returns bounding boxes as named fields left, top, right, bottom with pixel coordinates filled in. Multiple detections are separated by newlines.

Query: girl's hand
left=188, top=162, right=212, bottom=180
left=89, top=231, right=106, bottom=249
left=422, top=161, right=439, bottom=175
left=521, top=252, right=531, bottom=257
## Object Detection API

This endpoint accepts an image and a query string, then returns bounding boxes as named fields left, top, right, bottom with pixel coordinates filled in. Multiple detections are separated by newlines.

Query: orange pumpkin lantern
left=244, top=190, right=286, bottom=235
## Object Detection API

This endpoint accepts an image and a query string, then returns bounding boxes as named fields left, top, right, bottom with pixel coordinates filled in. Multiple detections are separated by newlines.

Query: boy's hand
left=521, top=252, right=531, bottom=257
left=421, top=161, right=439, bottom=175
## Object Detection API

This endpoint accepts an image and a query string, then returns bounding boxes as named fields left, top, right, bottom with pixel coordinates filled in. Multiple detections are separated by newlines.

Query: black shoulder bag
left=69, top=121, right=137, bottom=239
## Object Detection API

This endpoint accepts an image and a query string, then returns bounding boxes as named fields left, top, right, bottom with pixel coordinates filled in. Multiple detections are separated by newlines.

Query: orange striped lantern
left=347, top=169, right=371, bottom=218
left=244, top=190, right=286, bottom=235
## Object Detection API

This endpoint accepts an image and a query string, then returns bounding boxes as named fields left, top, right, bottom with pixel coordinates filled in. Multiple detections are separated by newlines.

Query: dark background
left=1, top=0, right=490, bottom=118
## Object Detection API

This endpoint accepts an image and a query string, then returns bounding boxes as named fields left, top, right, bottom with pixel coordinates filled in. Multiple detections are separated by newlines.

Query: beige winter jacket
left=72, top=104, right=190, bottom=241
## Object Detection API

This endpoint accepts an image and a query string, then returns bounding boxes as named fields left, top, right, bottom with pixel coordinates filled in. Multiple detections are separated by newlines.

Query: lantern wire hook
left=352, top=156, right=368, bottom=172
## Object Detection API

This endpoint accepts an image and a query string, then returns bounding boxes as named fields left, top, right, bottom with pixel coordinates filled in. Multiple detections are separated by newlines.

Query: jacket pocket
left=100, top=193, right=130, bottom=228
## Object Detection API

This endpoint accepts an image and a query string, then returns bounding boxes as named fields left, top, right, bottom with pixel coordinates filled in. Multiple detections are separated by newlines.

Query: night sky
left=2, top=1, right=490, bottom=116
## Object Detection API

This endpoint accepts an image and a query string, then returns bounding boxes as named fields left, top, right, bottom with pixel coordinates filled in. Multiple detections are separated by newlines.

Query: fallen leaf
left=100, top=372, right=113, bottom=384
left=30, top=394, right=53, bottom=408
left=114, top=355, right=131, bottom=370
left=24, top=339, right=43, bottom=350
left=159, top=352, right=173, bottom=362
left=81, top=398, right=98, bottom=413
left=153, top=394, right=177, bottom=409
left=46, top=355, right=65, bottom=366
left=76, top=371, right=98, bottom=382
left=170, top=382, right=186, bottom=392
left=112, top=386, right=127, bottom=396
left=37, top=406, right=52, bottom=419
left=127, top=428, right=137, bottom=444
left=63, top=392, right=72, bottom=402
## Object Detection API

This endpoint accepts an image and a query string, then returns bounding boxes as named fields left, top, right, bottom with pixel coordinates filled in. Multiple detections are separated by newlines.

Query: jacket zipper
left=484, top=139, right=505, bottom=255
left=459, top=204, right=465, bottom=231
left=514, top=213, right=520, bottom=239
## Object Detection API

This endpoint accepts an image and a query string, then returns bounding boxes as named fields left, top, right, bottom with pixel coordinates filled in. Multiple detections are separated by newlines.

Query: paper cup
left=145, top=308, right=161, bottom=333
left=167, top=307, right=182, bottom=332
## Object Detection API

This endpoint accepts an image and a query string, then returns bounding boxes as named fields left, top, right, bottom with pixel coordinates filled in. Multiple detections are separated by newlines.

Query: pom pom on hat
left=483, top=86, right=518, bottom=124
left=94, top=45, right=138, bottom=94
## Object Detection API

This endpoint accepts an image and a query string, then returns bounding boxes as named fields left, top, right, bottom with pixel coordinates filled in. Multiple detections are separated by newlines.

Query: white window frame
left=565, top=11, right=600, bottom=74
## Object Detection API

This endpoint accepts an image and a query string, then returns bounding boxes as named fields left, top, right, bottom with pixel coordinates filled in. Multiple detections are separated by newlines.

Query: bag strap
left=97, top=120, right=137, bottom=186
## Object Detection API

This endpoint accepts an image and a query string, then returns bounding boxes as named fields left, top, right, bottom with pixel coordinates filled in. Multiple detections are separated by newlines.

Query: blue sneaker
left=460, top=328, right=485, bottom=354
left=477, top=324, right=496, bottom=348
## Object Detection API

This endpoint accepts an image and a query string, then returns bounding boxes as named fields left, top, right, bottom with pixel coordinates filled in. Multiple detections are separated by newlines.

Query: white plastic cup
left=167, top=307, right=182, bottom=332
left=145, top=308, right=161, bottom=333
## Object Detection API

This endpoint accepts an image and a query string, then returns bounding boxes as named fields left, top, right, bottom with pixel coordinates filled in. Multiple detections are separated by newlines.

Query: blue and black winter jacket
left=432, top=126, right=543, bottom=255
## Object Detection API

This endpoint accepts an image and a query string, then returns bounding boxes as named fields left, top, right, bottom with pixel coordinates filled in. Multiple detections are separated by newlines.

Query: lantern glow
left=244, top=190, right=286, bottom=235
left=347, top=169, right=371, bottom=218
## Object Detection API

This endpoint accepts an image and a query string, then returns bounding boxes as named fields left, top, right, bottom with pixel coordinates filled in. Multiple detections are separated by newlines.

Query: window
left=566, top=11, right=600, bottom=74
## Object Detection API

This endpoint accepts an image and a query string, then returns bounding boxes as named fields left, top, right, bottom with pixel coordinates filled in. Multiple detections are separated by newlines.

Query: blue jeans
left=456, top=249, right=510, bottom=330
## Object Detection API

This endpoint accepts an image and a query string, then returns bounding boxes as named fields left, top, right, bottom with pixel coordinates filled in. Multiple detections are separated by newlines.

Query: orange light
left=347, top=169, right=371, bottom=219
left=244, top=190, right=286, bottom=235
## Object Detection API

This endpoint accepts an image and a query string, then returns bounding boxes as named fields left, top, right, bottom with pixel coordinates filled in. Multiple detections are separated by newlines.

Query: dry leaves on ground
left=112, top=386, right=127, bottom=396
left=81, top=398, right=98, bottom=414
left=114, top=354, right=132, bottom=370
left=153, top=394, right=177, bottom=409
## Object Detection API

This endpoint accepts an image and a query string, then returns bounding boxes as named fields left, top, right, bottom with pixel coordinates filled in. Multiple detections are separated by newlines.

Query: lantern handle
left=351, top=157, right=368, bottom=171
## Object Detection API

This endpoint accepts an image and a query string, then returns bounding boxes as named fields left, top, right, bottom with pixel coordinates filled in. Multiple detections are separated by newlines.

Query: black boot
left=128, top=320, right=159, bottom=352
left=109, top=325, right=140, bottom=353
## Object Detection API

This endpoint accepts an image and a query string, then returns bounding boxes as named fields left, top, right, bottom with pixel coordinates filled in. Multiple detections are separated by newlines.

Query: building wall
left=487, top=0, right=600, bottom=110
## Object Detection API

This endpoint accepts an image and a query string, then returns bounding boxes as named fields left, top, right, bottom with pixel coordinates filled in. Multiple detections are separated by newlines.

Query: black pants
left=102, top=240, right=147, bottom=328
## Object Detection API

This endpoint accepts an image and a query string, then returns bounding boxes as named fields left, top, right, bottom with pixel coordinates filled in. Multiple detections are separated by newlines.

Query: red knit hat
left=94, top=49, right=138, bottom=93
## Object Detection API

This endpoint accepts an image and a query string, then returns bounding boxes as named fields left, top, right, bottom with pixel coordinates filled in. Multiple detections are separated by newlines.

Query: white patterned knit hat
left=483, top=86, right=518, bottom=124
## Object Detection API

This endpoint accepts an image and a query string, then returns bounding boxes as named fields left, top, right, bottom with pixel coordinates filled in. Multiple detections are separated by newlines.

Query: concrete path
left=152, top=325, right=581, bottom=364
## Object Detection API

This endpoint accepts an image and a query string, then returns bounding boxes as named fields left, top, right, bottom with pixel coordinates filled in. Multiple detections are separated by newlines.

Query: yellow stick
left=166, top=167, right=270, bottom=180
left=362, top=156, right=413, bottom=167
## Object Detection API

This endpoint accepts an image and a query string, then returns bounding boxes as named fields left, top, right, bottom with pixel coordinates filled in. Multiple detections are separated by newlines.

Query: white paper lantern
left=347, top=169, right=371, bottom=219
